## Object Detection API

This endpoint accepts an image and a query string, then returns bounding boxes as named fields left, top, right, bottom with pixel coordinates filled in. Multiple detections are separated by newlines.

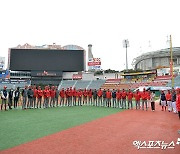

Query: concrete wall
left=82, top=72, right=95, bottom=80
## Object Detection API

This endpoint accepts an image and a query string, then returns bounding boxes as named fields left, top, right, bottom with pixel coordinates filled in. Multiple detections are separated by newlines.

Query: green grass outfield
left=0, top=106, right=124, bottom=150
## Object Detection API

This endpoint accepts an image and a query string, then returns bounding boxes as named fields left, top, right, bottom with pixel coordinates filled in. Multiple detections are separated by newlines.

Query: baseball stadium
left=0, top=44, right=180, bottom=154
left=132, top=47, right=180, bottom=71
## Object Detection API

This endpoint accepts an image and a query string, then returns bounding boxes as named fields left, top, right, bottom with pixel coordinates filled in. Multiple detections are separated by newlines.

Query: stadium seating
left=58, top=80, right=106, bottom=90
left=74, top=80, right=90, bottom=89
left=58, top=80, right=76, bottom=89
left=87, top=80, right=106, bottom=90
left=167, top=75, right=180, bottom=87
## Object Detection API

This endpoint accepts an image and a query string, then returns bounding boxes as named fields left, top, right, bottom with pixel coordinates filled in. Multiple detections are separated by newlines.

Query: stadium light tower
left=123, top=39, right=130, bottom=71
left=169, top=35, right=174, bottom=88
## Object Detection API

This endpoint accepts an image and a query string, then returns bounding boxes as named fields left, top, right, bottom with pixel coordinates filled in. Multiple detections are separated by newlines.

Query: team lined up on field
left=21, top=85, right=151, bottom=110
left=1, top=85, right=180, bottom=118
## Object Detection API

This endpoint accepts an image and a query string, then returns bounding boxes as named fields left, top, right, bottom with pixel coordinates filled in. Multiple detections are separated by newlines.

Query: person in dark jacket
left=88, top=89, right=93, bottom=106
left=22, top=86, right=28, bottom=109
left=8, top=88, right=14, bottom=109
left=93, top=89, right=97, bottom=106
left=112, top=89, right=116, bottom=108
left=160, top=90, right=166, bottom=111
left=27, top=86, right=34, bottom=109
left=1, top=86, right=8, bottom=111
left=14, top=87, right=20, bottom=108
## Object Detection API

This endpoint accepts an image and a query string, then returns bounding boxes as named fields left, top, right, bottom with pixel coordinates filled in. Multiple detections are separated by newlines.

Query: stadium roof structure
left=132, top=47, right=180, bottom=68
left=63, top=45, right=84, bottom=50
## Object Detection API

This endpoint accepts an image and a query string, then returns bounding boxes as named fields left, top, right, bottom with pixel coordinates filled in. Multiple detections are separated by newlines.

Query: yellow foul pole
left=170, top=35, right=174, bottom=88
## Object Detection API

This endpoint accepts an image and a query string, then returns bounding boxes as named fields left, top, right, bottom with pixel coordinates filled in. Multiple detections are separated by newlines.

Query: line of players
left=20, top=86, right=150, bottom=110
left=20, top=85, right=155, bottom=110
left=1, top=85, right=180, bottom=119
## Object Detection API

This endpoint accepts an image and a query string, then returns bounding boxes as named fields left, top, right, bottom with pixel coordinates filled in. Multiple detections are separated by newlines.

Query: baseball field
left=0, top=103, right=180, bottom=154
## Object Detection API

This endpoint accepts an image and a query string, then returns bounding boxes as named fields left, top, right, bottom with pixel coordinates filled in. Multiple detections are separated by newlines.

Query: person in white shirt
left=150, top=91, right=156, bottom=111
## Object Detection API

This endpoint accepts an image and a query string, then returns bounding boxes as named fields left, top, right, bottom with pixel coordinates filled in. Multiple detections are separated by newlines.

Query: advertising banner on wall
left=72, top=74, right=82, bottom=80
left=88, top=58, right=101, bottom=70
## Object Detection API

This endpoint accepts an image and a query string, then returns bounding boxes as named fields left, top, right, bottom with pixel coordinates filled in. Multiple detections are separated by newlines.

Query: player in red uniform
left=83, top=88, right=88, bottom=105
left=65, top=88, right=69, bottom=106
left=176, top=88, right=180, bottom=119
left=97, top=88, right=103, bottom=107
left=106, top=89, right=111, bottom=107
left=121, top=89, right=127, bottom=109
left=43, top=86, right=50, bottom=108
left=134, top=89, right=141, bottom=109
left=116, top=89, right=122, bottom=108
left=141, top=88, right=148, bottom=111
left=166, top=90, right=172, bottom=112
left=77, top=89, right=83, bottom=106
left=127, top=89, right=133, bottom=109
left=59, top=88, right=65, bottom=107
left=50, top=86, right=56, bottom=107
left=37, top=86, right=43, bottom=108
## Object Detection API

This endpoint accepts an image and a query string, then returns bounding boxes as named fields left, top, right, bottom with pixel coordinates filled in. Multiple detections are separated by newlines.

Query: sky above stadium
left=0, top=0, right=180, bottom=71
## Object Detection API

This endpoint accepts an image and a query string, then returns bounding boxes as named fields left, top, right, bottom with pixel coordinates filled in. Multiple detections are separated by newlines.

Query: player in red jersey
left=37, top=86, right=43, bottom=108
left=50, top=86, right=56, bottom=107
left=134, top=89, right=141, bottom=109
left=121, top=89, right=127, bottom=109
left=116, top=89, right=122, bottom=108
left=77, top=89, right=83, bottom=106
left=43, top=86, right=50, bottom=108
left=176, top=88, right=180, bottom=119
left=141, top=88, right=148, bottom=111
left=127, top=89, right=133, bottom=109
left=97, top=88, right=103, bottom=107
left=59, top=88, right=65, bottom=107
left=166, top=90, right=172, bottom=112
left=106, top=89, right=111, bottom=107
left=83, top=88, right=88, bottom=105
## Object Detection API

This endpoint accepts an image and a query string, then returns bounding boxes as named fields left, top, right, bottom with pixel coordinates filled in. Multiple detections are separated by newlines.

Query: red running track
left=1, top=103, right=180, bottom=154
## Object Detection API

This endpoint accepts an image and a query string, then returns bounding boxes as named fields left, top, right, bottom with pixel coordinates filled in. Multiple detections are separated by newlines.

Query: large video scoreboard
left=9, top=48, right=85, bottom=72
